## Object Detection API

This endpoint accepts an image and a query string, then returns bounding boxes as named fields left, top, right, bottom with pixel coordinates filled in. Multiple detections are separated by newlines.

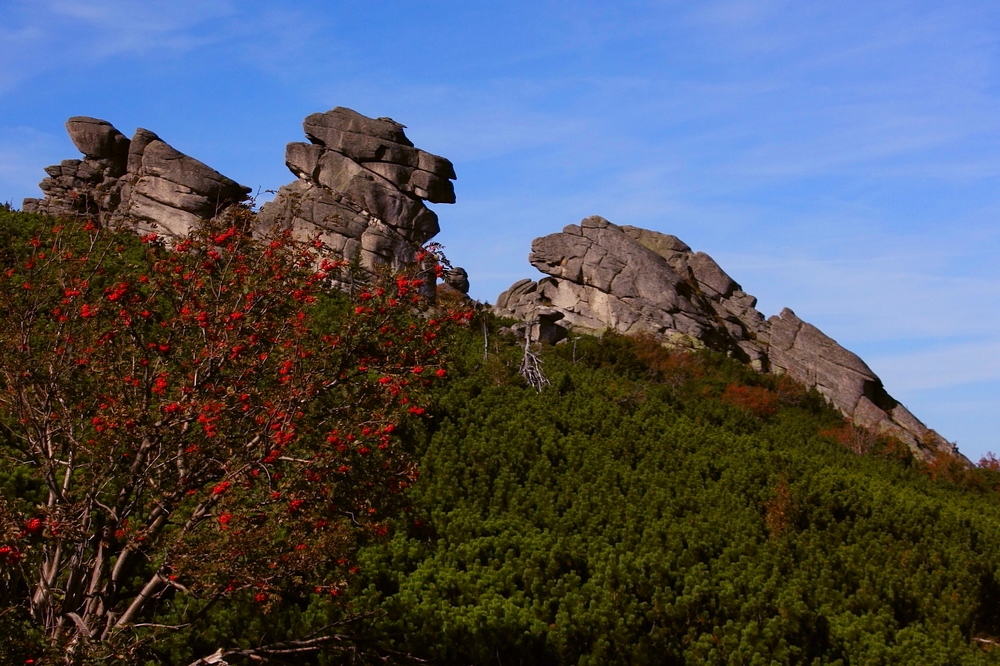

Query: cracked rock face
left=497, top=216, right=767, bottom=365
left=23, top=117, right=250, bottom=237
left=258, top=107, right=457, bottom=273
left=496, top=216, right=955, bottom=461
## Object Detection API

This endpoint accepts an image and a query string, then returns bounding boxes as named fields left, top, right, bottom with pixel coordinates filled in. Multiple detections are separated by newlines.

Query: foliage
left=5, top=208, right=1000, bottom=665
left=0, top=209, right=470, bottom=664
left=354, top=330, right=1000, bottom=665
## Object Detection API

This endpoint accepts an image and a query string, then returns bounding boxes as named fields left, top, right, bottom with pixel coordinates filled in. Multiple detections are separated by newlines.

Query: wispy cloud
left=717, top=249, right=1000, bottom=340
left=0, top=0, right=239, bottom=94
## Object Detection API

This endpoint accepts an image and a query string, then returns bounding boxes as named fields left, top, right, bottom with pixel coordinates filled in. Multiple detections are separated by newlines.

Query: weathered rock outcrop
left=258, top=107, right=457, bottom=273
left=23, top=117, right=250, bottom=236
left=496, top=216, right=956, bottom=461
left=23, top=108, right=465, bottom=291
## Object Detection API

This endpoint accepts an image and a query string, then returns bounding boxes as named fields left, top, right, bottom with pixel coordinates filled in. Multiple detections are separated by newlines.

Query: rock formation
left=443, top=267, right=470, bottom=294
left=496, top=216, right=956, bottom=461
left=23, top=113, right=944, bottom=457
left=23, top=108, right=466, bottom=292
left=23, top=117, right=250, bottom=237
left=257, top=107, right=457, bottom=273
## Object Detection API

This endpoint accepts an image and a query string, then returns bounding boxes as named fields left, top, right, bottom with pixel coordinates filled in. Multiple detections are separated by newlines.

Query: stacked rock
left=23, top=108, right=467, bottom=292
left=497, top=216, right=767, bottom=364
left=23, top=118, right=130, bottom=221
left=258, top=107, right=456, bottom=273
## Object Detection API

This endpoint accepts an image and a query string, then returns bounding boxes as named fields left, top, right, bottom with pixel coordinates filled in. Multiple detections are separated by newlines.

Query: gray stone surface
left=500, top=217, right=765, bottom=357
left=66, top=117, right=129, bottom=171
left=23, top=118, right=250, bottom=236
left=444, top=267, right=470, bottom=294
left=259, top=107, right=456, bottom=274
left=496, top=216, right=956, bottom=461
left=115, top=130, right=251, bottom=237
left=765, top=308, right=900, bottom=437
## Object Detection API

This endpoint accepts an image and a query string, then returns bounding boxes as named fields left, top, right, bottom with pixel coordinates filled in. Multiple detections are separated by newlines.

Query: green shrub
left=355, top=330, right=1000, bottom=665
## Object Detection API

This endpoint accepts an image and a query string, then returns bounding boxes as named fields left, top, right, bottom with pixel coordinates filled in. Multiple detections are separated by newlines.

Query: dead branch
left=518, top=322, right=549, bottom=392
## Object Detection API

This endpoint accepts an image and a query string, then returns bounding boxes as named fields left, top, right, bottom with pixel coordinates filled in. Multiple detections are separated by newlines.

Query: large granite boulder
left=23, top=117, right=250, bottom=237
left=258, top=107, right=457, bottom=273
left=114, top=129, right=250, bottom=238
left=496, top=216, right=956, bottom=461
left=22, top=117, right=131, bottom=220
left=497, top=217, right=768, bottom=366
left=67, top=117, right=130, bottom=167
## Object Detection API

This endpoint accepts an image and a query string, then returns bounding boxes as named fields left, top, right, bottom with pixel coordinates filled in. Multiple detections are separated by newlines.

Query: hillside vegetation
left=352, top=323, right=1000, bottom=665
left=1, top=209, right=999, bottom=665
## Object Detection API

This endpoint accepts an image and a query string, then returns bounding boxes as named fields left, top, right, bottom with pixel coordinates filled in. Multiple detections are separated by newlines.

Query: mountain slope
left=357, top=331, right=1000, bottom=665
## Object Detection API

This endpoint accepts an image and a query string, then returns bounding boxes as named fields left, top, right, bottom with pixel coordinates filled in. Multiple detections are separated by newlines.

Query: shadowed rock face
left=258, top=107, right=457, bottom=273
left=23, top=117, right=250, bottom=236
left=496, top=216, right=957, bottom=461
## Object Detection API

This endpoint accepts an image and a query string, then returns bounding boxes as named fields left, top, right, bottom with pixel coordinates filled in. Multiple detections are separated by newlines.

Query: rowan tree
left=0, top=208, right=470, bottom=664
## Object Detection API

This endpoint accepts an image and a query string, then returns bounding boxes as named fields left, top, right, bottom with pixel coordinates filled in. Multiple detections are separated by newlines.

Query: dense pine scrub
left=356, top=327, right=1000, bottom=665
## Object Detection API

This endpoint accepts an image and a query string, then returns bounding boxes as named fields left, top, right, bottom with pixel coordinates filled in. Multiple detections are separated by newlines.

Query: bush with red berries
left=0, top=207, right=471, bottom=663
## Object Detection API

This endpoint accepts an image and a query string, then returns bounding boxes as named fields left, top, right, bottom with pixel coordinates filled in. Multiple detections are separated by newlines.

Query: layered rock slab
left=496, top=216, right=955, bottom=460
left=23, top=117, right=250, bottom=236
left=766, top=308, right=949, bottom=455
left=258, top=107, right=457, bottom=273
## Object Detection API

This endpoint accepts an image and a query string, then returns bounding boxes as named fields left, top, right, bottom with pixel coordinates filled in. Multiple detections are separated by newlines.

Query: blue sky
left=2, top=0, right=999, bottom=461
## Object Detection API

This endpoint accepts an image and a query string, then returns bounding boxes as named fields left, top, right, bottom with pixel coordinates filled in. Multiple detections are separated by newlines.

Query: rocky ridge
left=22, top=109, right=465, bottom=293
left=23, top=111, right=950, bottom=459
left=496, top=216, right=956, bottom=461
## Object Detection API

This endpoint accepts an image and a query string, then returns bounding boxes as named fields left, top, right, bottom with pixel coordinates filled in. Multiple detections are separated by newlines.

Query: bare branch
left=518, top=322, right=549, bottom=392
